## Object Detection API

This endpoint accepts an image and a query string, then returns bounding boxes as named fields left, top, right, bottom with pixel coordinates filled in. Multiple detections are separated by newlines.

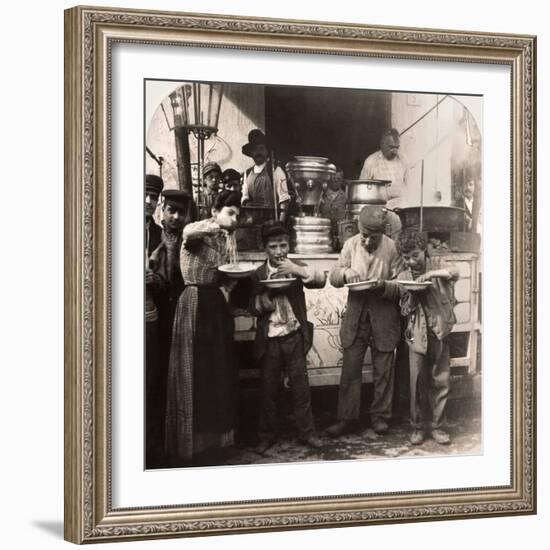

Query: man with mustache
left=360, top=128, right=408, bottom=239
left=326, top=205, right=403, bottom=437
left=360, top=128, right=408, bottom=206
left=241, top=129, right=290, bottom=223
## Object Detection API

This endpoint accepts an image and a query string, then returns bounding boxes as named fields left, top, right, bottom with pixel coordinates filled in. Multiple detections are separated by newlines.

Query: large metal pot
left=345, top=179, right=392, bottom=205
left=286, top=156, right=336, bottom=206
left=394, top=206, right=467, bottom=232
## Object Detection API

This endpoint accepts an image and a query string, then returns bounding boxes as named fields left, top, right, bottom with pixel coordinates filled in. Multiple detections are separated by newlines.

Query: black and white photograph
left=144, top=80, right=483, bottom=470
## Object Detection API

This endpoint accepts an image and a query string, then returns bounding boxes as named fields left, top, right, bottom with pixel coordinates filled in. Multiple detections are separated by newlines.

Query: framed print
left=64, top=5, right=536, bottom=544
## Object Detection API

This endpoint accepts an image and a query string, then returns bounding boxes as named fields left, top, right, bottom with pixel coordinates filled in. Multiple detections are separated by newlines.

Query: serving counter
left=232, top=250, right=481, bottom=388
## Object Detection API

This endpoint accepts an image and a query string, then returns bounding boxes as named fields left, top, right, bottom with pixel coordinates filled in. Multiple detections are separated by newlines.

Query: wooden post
left=174, top=127, right=193, bottom=195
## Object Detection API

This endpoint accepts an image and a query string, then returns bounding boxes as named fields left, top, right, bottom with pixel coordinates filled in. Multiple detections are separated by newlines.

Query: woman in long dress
left=165, top=190, right=241, bottom=464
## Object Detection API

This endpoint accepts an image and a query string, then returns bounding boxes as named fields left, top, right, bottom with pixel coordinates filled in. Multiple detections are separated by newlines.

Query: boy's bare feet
left=410, top=429, right=425, bottom=445
left=431, top=429, right=451, bottom=445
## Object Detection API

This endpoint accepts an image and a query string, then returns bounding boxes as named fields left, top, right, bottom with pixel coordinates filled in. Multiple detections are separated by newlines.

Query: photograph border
left=64, top=5, right=536, bottom=543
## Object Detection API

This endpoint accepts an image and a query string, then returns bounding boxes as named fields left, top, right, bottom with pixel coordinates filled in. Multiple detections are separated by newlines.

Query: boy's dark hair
left=396, top=228, right=427, bottom=254
left=213, top=190, right=242, bottom=211
left=261, top=220, right=289, bottom=247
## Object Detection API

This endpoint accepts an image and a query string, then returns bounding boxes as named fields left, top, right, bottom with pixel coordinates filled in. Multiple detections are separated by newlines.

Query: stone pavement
left=189, top=386, right=482, bottom=467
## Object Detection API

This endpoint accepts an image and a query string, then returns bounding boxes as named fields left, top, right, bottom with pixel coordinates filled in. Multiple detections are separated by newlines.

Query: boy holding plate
left=394, top=228, right=459, bottom=445
left=249, top=221, right=326, bottom=454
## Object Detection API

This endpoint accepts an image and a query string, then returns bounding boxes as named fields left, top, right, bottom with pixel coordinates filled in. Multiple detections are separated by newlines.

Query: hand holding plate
left=344, top=268, right=361, bottom=284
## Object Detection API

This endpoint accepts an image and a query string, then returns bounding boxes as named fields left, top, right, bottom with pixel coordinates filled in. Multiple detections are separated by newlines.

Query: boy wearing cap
left=201, top=162, right=222, bottom=218
left=222, top=168, right=242, bottom=194
left=146, top=189, right=193, bottom=466
left=326, top=205, right=403, bottom=437
left=394, top=228, right=459, bottom=445
left=249, top=221, right=326, bottom=453
left=241, top=129, right=290, bottom=223
left=144, top=174, right=165, bottom=464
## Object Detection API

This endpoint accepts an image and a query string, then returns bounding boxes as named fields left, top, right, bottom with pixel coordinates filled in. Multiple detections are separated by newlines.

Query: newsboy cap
left=222, top=168, right=242, bottom=184
left=203, top=161, right=222, bottom=177
left=145, top=174, right=164, bottom=195
left=162, top=189, right=191, bottom=210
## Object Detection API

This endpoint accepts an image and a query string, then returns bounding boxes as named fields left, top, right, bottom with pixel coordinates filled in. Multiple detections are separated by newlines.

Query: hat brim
left=242, top=142, right=269, bottom=158
left=241, top=144, right=254, bottom=158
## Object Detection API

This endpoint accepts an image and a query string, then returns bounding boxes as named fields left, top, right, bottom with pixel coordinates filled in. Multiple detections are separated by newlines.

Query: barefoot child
left=395, top=228, right=459, bottom=445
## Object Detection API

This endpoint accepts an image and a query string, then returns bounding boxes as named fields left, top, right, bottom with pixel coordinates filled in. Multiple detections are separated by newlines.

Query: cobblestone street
left=185, top=385, right=482, bottom=468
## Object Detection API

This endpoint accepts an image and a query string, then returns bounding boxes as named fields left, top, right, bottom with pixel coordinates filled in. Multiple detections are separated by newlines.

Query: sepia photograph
left=144, top=79, right=483, bottom=470
left=63, top=4, right=536, bottom=543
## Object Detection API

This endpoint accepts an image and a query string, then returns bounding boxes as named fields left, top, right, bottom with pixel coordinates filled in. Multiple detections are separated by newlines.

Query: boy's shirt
left=265, top=260, right=301, bottom=338
left=397, top=255, right=459, bottom=352
left=249, top=259, right=326, bottom=360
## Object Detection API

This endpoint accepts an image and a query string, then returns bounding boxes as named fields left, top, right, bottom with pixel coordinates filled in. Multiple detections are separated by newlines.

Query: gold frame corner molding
left=64, top=5, right=536, bottom=544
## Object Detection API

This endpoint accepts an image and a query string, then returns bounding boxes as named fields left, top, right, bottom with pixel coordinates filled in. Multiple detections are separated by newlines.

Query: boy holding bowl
left=249, top=221, right=326, bottom=454
left=395, top=228, right=459, bottom=445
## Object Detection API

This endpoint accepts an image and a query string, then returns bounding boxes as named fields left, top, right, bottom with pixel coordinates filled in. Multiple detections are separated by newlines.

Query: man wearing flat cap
left=201, top=161, right=222, bottom=219
left=326, top=205, right=403, bottom=438
left=146, top=189, right=192, bottom=467
left=241, top=129, right=290, bottom=223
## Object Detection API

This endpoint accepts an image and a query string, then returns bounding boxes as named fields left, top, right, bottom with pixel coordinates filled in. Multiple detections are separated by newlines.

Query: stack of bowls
left=291, top=216, right=332, bottom=254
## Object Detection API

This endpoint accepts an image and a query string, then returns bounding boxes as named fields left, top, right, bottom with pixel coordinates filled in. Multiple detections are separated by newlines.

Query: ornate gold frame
left=64, top=5, right=536, bottom=544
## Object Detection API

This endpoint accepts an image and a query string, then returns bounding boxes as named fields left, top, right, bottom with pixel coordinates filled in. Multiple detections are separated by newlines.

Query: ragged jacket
left=329, top=234, right=403, bottom=352
left=393, top=255, right=459, bottom=347
left=249, top=260, right=326, bottom=363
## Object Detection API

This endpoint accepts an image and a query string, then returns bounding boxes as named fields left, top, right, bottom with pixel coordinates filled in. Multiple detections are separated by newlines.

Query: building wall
left=391, top=93, right=482, bottom=207
left=146, top=82, right=266, bottom=191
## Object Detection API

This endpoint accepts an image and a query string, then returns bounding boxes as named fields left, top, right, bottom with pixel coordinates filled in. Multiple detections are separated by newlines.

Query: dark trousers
left=408, top=332, right=451, bottom=430
left=337, top=311, right=395, bottom=424
left=258, top=331, right=314, bottom=440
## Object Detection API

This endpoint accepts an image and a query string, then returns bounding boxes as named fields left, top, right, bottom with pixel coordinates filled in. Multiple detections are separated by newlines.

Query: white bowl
left=218, top=263, right=256, bottom=278
left=344, top=279, right=378, bottom=292
left=259, top=277, right=296, bottom=289
left=397, top=280, right=433, bottom=291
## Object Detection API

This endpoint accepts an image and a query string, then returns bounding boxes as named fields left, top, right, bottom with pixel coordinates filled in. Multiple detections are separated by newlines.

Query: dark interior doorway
left=265, top=85, right=391, bottom=178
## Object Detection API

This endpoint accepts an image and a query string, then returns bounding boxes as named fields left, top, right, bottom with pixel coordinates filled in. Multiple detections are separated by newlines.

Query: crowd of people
left=144, top=127, right=462, bottom=468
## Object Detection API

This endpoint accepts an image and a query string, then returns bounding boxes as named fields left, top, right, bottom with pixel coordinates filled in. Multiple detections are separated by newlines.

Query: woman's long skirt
left=164, top=285, right=237, bottom=463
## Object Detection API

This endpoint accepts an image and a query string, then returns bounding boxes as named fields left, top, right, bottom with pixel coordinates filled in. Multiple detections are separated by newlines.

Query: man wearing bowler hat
left=326, top=205, right=403, bottom=437
left=241, top=129, right=290, bottom=223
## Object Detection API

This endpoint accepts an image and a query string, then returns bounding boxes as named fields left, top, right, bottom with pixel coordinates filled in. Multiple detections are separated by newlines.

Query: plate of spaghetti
left=218, top=263, right=256, bottom=278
